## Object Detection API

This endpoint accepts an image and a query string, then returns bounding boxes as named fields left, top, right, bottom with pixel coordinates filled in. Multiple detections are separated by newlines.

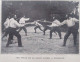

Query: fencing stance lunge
left=18, top=16, right=30, bottom=36
left=34, top=20, right=43, bottom=33
left=49, top=19, right=62, bottom=39
left=43, top=19, right=62, bottom=39
left=59, top=15, right=79, bottom=46
left=6, top=16, right=24, bottom=47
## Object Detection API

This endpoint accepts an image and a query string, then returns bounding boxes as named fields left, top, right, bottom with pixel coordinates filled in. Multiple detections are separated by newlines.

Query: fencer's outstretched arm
left=24, top=22, right=35, bottom=25
left=42, top=20, right=52, bottom=23
left=24, top=18, right=30, bottom=21
left=59, top=20, right=66, bottom=26
left=15, top=21, right=24, bottom=27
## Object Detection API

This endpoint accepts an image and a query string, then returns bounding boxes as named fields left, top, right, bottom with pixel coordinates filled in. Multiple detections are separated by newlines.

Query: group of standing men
left=3, top=15, right=30, bottom=47
left=2, top=14, right=79, bottom=47
left=32, top=14, right=79, bottom=46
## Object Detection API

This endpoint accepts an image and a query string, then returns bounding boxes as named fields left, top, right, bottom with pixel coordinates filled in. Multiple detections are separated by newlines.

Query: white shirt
left=19, top=17, right=30, bottom=26
left=60, top=18, right=78, bottom=27
left=4, top=18, right=10, bottom=28
left=50, top=19, right=60, bottom=27
left=19, top=17, right=30, bottom=24
left=9, top=18, right=23, bottom=28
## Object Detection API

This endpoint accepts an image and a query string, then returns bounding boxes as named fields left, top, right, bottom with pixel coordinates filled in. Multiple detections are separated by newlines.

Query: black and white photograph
left=1, top=1, right=79, bottom=54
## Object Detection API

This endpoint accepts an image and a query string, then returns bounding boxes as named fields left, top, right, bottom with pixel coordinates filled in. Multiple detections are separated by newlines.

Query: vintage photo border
left=0, top=0, right=80, bottom=62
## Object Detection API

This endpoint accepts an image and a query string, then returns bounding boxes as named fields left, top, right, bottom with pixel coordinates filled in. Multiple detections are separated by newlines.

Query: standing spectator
left=2, top=16, right=13, bottom=43
left=2, top=16, right=10, bottom=38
